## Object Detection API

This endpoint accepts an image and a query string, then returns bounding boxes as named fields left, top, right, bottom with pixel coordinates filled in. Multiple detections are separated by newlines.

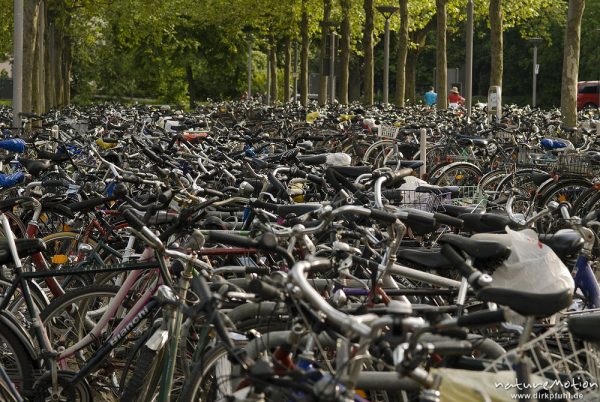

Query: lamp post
left=465, top=0, right=474, bottom=118
left=243, top=27, right=253, bottom=99
left=527, top=38, right=543, bottom=107
left=376, top=5, right=399, bottom=106
left=596, top=29, right=600, bottom=110
left=321, top=20, right=338, bottom=104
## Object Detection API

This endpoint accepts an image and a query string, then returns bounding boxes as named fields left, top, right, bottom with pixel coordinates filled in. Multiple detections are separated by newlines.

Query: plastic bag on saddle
left=472, top=227, right=574, bottom=295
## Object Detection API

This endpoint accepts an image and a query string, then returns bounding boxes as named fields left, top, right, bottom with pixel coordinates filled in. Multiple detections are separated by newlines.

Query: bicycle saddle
left=436, top=204, right=484, bottom=217
left=384, top=160, right=424, bottom=169
left=438, top=233, right=511, bottom=260
left=460, top=212, right=519, bottom=233
left=36, top=148, right=71, bottom=162
left=396, top=248, right=452, bottom=270
left=477, top=287, right=572, bottom=317
left=252, top=200, right=321, bottom=216
left=328, top=165, right=372, bottom=178
left=0, top=239, right=46, bottom=265
left=416, top=185, right=459, bottom=196
left=458, top=137, right=489, bottom=147
left=568, top=313, right=600, bottom=342
left=18, top=158, right=53, bottom=176
left=539, top=229, right=584, bottom=259
left=297, top=154, right=328, bottom=165
left=532, top=172, right=552, bottom=186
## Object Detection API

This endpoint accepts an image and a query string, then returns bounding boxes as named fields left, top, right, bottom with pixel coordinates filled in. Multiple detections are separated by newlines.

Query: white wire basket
left=441, top=186, right=489, bottom=208
left=484, top=319, right=600, bottom=401
left=378, top=125, right=400, bottom=140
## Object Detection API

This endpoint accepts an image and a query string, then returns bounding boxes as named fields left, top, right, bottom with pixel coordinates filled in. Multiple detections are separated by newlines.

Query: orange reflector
left=355, top=390, right=367, bottom=398
left=51, top=255, right=68, bottom=264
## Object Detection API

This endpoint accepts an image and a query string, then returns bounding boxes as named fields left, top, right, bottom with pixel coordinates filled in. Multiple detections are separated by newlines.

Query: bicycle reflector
left=51, top=255, right=68, bottom=264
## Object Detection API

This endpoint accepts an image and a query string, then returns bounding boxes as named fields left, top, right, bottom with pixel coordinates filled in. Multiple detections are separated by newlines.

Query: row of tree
left=0, top=0, right=592, bottom=126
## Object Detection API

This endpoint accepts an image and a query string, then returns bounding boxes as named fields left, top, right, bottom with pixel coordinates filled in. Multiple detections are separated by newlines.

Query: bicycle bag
left=473, top=228, right=574, bottom=296
left=0, top=138, right=26, bottom=153
left=0, top=171, right=26, bottom=188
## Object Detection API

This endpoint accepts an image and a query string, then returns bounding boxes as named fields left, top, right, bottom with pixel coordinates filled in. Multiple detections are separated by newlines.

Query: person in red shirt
left=448, top=86, right=465, bottom=106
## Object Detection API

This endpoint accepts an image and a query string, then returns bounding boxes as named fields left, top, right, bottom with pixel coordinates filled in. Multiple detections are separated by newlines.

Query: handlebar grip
left=41, top=180, right=67, bottom=189
left=431, top=340, right=473, bottom=356
left=122, top=209, right=146, bottom=232
left=389, top=168, right=415, bottom=185
left=382, top=189, right=403, bottom=201
left=369, top=209, right=399, bottom=224
left=433, top=213, right=464, bottom=228
left=251, top=200, right=278, bottom=212
left=403, top=212, right=436, bottom=227
left=207, top=231, right=258, bottom=248
left=121, top=174, right=144, bottom=185
left=245, top=267, right=270, bottom=275
left=248, top=279, right=282, bottom=300
left=441, top=244, right=480, bottom=282
left=307, top=174, right=326, bottom=186
left=456, top=309, right=506, bottom=328
left=67, top=196, right=115, bottom=212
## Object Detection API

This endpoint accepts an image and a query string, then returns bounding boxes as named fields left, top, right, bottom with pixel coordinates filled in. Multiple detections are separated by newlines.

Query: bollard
left=420, top=128, right=427, bottom=179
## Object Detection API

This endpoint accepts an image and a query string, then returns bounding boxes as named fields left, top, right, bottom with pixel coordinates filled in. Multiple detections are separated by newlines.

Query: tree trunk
left=186, top=64, right=195, bottom=108
left=561, top=0, right=585, bottom=129
left=435, top=0, right=448, bottom=109
left=394, top=0, right=409, bottom=107
left=339, top=0, right=351, bottom=104
left=363, top=0, right=374, bottom=105
left=22, top=0, right=40, bottom=114
left=62, top=34, right=71, bottom=105
left=269, top=38, right=277, bottom=104
left=406, top=48, right=418, bottom=103
left=489, top=0, right=503, bottom=88
left=44, top=21, right=55, bottom=110
left=54, top=28, right=64, bottom=106
left=300, top=1, right=309, bottom=106
left=318, top=0, right=332, bottom=105
left=283, top=37, right=291, bottom=102
left=34, top=0, right=45, bottom=115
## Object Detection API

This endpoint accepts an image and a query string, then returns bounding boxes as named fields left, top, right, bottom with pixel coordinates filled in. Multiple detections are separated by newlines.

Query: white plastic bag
left=399, top=175, right=430, bottom=209
left=472, top=227, right=574, bottom=295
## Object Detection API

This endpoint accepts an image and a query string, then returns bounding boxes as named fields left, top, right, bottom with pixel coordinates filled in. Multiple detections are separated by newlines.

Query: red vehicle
left=577, top=81, right=599, bottom=110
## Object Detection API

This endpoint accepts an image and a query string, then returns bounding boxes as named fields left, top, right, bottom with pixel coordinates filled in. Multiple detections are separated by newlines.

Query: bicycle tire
left=0, top=323, right=36, bottom=396
left=119, top=345, right=161, bottom=402
left=430, top=162, right=482, bottom=186
left=180, top=341, right=247, bottom=402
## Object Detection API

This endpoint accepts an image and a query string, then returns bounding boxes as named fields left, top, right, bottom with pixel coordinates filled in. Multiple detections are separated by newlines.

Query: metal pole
left=465, top=0, right=473, bottom=118
left=266, top=51, right=271, bottom=105
left=12, top=0, right=24, bottom=127
left=247, top=37, right=252, bottom=98
left=419, top=128, right=427, bottom=179
left=329, top=31, right=336, bottom=103
left=383, top=17, right=390, bottom=105
left=293, top=41, right=298, bottom=101
left=532, top=45, right=538, bottom=107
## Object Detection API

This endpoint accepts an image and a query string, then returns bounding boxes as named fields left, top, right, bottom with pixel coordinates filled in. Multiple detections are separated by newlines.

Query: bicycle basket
left=484, top=318, right=600, bottom=401
left=378, top=125, right=400, bottom=140
left=556, top=154, right=598, bottom=176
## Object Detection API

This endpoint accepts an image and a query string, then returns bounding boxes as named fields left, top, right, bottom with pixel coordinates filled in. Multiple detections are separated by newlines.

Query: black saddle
left=297, top=154, right=328, bottom=165
left=477, top=287, right=572, bottom=317
left=18, top=158, right=53, bottom=176
left=438, top=234, right=511, bottom=260
left=397, top=248, right=452, bottom=270
left=460, top=213, right=519, bottom=233
left=568, top=313, right=600, bottom=342
left=539, top=229, right=584, bottom=258
left=328, top=165, right=372, bottom=178
left=436, top=204, right=485, bottom=217
left=252, top=200, right=321, bottom=216
left=0, top=239, right=46, bottom=265
left=532, top=172, right=552, bottom=186
left=384, top=160, right=424, bottom=169
left=458, top=137, right=489, bottom=147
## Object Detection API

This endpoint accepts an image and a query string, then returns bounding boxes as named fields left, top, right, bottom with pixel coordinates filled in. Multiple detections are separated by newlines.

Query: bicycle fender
left=0, top=310, right=39, bottom=366
left=145, top=328, right=169, bottom=351
left=431, top=161, right=481, bottom=181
